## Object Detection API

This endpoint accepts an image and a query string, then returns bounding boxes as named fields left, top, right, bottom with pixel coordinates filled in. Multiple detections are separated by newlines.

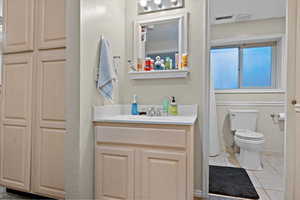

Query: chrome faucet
left=147, top=107, right=162, bottom=117
left=147, top=107, right=156, bottom=117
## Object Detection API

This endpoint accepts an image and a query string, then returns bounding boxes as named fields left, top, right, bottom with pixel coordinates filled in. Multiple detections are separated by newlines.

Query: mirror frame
left=133, top=13, right=189, bottom=71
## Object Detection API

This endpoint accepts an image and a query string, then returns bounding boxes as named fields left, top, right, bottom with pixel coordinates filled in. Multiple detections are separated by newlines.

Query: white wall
left=211, top=17, right=286, bottom=40
left=119, top=0, right=207, bottom=191
left=211, top=18, right=286, bottom=154
left=65, top=0, right=80, bottom=198
left=65, top=0, right=126, bottom=198
left=80, top=0, right=125, bottom=197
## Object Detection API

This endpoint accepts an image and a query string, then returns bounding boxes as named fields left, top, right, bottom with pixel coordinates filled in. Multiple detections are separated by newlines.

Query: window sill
left=214, top=89, right=286, bottom=94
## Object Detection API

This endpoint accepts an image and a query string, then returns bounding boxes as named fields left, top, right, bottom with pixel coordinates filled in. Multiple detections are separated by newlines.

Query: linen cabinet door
left=32, top=49, right=65, bottom=199
left=3, top=0, right=34, bottom=53
left=0, top=53, right=33, bottom=191
left=95, top=146, right=134, bottom=200
left=36, top=0, right=66, bottom=49
left=140, top=150, right=187, bottom=200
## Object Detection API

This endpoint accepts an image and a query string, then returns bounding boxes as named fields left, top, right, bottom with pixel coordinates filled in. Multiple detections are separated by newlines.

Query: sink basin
left=93, top=104, right=198, bottom=125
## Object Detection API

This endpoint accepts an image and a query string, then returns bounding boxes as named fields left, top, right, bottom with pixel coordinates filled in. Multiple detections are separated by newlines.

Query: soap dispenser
left=169, top=96, right=178, bottom=116
left=131, top=95, right=139, bottom=115
left=162, top=97, right=170, bottom=116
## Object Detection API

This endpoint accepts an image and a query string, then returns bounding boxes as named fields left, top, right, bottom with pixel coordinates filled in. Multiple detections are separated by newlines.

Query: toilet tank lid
left=229, top=109, right=258, bottom=113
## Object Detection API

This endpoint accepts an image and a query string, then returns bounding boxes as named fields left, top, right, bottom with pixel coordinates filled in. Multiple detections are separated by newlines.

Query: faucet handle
left=156, top=107, right=162, bottom=116
left=147, top=107, right=155, bottom=116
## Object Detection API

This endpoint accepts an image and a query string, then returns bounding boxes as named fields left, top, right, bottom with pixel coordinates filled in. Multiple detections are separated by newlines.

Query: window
left=211, top=42, right=278, bottom=90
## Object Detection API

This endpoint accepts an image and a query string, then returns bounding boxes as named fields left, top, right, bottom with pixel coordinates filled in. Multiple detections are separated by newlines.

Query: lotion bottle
left=169, top=96, right=178, bottom=116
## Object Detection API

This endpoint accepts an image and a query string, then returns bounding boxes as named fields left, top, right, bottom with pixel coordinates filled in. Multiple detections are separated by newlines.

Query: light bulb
left=154, top=0, right=162, bottom=5
left=139, top=0, right=148, bottom=7
left=170, top=0, right=178, bottom=5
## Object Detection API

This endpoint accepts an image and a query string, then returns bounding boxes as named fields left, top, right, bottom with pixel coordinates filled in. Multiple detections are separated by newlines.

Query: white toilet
left=229, top=110, right=265, bottom=170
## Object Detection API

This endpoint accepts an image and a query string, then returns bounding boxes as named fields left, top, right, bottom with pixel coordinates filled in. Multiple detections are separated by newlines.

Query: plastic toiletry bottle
left=162, top=97, right=170, bottom=116
left=168, top=96, right=178, bottom=116
left=165, top=57, right=171, bottom=70
left=182, top=53, right=188, bottom=68
left=131, top=95, right=139, bottom=115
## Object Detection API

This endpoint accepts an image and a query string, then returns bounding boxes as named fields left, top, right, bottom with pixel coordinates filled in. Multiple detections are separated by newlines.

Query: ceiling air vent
left=213, top=15, right=234, bottom=24
left=215, top=15, right=234, bottom=21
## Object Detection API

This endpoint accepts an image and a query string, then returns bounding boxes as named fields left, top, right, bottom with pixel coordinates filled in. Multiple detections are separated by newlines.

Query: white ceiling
left=210, top=0, right=286, bottom=24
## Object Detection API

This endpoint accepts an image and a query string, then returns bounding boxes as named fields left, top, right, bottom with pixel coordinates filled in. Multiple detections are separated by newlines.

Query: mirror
left=134, top=14, right=188, bottom=72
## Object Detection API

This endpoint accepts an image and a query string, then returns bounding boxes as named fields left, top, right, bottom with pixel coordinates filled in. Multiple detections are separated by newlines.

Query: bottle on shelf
left=182, top=53, right=188, bottom=68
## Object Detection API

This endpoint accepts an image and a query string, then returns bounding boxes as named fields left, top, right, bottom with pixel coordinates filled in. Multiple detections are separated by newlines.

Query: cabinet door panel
left=0, top=53, right=33, bottom=191
left=95, top=146, right=134, bottom=200
left=32, top=49, right=65, bottom=199
left=36, top=0, right=66, bottom=49
left=3, top=0, right=34, bottom=53
left=141, top=150, right=186, bottom=200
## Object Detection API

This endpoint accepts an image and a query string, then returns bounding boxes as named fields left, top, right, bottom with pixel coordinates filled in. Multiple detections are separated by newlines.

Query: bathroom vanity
left=93, top=105, right=197, bottom=200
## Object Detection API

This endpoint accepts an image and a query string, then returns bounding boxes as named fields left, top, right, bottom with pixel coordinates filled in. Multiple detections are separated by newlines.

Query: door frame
left=202, top=0, right=295, bottom=199
left=285, top=0, right=299, bottom=199
left=201, top=0, right=210, bottom=197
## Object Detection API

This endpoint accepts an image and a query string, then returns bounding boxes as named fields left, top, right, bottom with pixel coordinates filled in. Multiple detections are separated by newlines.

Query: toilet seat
left=235, top=129, right=264, bottom=141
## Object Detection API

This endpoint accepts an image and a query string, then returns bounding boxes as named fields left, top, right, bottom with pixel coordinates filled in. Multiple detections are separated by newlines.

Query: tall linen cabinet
left=0, top=0, right=66, bottom=199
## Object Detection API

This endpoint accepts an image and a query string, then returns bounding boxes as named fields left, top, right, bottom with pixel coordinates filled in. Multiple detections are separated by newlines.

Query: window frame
left=212, top=41, right=278, bottom=90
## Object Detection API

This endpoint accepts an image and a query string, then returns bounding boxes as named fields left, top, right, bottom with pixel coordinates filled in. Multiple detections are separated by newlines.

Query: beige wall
left=211, top=18, right=286, bottom=154
left=118, top=0, right=208, bottom=191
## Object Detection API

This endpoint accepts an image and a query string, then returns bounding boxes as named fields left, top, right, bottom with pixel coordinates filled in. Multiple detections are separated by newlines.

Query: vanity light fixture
left=138, top=0, right=184, bottom=14
left=170, top=0, right=178, bottom=5
left=154, top=0, right=162, bottom=8
left=139, top=0, right=149, bottom=10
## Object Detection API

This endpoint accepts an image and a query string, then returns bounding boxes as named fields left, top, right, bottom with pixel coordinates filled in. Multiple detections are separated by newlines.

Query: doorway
left=205, top=0, right=287, bottom=199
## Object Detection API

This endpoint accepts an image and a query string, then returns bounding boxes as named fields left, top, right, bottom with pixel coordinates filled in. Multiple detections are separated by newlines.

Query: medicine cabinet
left=130, top=13, right=189, bottom=79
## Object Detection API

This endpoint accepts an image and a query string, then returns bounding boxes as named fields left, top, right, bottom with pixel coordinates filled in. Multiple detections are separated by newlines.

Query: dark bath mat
left=209, top=165, right=259, bottom=199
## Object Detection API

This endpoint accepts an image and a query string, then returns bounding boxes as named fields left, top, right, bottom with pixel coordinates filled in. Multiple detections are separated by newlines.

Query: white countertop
left=93, top=104, right=198, bottom=125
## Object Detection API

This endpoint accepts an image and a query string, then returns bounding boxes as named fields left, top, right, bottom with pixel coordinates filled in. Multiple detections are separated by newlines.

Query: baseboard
left=195, top=191, right=252, bottom=200
left=194, top=189, right=204, bottom=198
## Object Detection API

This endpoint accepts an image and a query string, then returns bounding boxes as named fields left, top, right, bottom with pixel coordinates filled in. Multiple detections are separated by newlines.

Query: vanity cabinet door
left=36, top=0, right=66, bottom=49
left=95, top=146, right=134, bottom=200
left=3, top=0, right=34, bottom=53
left=31, top=49, right=66, bottom=199
left=140, top=150, right=187, bottom=200
left=0, top=53, right=33, bottom=191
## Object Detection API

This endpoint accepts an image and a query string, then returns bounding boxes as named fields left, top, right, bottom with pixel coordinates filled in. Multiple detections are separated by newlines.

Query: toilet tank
left=229, top=109, right=258, bottom=131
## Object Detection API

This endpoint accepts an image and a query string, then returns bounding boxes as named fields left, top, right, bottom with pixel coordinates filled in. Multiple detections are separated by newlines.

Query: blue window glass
left=211, top=48, right=239, bottom=90
left=242, top=47, right=273, bottom=88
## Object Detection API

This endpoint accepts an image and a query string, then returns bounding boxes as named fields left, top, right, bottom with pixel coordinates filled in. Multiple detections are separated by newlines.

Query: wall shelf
left=128, top=69, right=190, bottom=80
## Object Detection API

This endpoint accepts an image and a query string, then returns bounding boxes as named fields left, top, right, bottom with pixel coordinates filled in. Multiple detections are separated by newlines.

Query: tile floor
left=209, top=151, right=284, bottom=200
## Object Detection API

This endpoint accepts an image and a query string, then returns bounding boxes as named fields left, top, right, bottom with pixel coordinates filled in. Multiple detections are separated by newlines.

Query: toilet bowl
left=229, top=109, right=265, bottom=170
left=234, top=129, right=265, bottom=170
